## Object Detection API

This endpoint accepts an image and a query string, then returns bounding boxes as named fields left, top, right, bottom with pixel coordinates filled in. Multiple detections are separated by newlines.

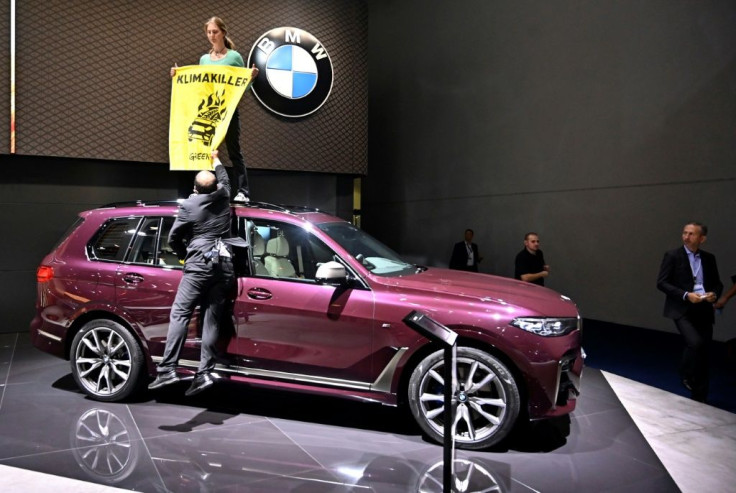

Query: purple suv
left=31, top=201, right=583, bottom=449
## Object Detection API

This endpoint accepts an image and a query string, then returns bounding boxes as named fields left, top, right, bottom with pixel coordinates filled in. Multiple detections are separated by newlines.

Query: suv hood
left=372, top=267, right=578, bottom=318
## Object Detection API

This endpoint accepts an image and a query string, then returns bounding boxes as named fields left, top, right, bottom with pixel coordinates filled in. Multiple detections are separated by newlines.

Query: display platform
left=0, top=332, right=678, bottom=492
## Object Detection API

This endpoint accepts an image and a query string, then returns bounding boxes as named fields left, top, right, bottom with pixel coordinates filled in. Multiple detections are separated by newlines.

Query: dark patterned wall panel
left=13, top=0, right=367, bottom=175
left=0, top=0, right=9, bottom=153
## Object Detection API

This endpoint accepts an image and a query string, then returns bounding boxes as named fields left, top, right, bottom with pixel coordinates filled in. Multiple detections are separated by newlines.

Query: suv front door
left=233, top=217, right=377, bottom=387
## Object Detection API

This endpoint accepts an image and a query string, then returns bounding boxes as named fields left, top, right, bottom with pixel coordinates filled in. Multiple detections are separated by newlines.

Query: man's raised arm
left=211, top=150, right=230, bottom=196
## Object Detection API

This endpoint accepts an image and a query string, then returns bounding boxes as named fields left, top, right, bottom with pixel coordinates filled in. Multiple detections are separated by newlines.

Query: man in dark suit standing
left=149, top=150, right=235, bottom=397
left=449, top=228, right=482, bottom=272
left=657, top=221, right=722, bottom=402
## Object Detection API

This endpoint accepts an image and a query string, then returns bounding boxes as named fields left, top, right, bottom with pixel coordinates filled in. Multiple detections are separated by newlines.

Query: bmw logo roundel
left=248, top=27, right=333, bottom=118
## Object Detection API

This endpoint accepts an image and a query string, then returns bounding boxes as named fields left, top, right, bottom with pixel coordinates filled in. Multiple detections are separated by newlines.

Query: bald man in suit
left=149, top=150, right=235, bottom=397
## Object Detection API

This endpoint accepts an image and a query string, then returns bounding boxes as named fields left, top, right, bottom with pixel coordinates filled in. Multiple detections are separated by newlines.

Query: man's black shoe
left=185, top=372, right=215, bottom=397
left=682, top=379, right=694, bottom=392
left=148, top=370, right=180, bottom=390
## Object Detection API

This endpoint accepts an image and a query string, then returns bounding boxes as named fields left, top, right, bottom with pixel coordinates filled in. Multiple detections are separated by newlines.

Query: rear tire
left=70, top=319, right=145, bottom=402
left=408, top=347, right=521, bottom=449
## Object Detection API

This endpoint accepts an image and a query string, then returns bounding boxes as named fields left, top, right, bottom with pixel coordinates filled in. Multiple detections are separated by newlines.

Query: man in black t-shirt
left=514, top=232, right=549, bottom=286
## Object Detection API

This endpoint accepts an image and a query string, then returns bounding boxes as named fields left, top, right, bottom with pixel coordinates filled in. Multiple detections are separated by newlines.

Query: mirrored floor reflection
left=68, top=404, right=513, bottom=492
left=73, top=408, right=139, bottom=484
left=0, top=333, right=679, bottom=492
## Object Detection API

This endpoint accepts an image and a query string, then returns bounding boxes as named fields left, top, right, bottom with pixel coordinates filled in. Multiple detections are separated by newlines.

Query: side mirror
left=315, top=261, right=347, bottom=285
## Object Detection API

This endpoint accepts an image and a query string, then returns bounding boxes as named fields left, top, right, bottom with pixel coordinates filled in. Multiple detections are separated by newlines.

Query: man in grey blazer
left=149, top=150, right=235, bottom=397
left=657, top=221, right=722, bottom=402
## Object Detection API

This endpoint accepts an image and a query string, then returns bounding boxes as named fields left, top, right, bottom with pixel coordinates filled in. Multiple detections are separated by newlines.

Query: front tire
left=408, top=347, right=521, bottom=449
left=70, top=319, right=145, bottom=402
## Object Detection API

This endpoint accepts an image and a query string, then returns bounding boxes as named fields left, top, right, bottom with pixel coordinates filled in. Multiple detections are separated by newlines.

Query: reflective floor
left=1, top=332, right=679, bottom=492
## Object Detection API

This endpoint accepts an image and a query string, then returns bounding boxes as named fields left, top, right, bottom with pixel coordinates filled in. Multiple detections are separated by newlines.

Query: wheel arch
left=65, top=310, right=149, bottom=364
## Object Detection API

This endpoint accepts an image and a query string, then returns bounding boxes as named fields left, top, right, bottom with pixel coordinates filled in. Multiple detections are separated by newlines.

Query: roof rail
left=279, top=204, right=322, bottom=213
left=98, top=200, right=180, bottom=209
left=98, top=199, right=322, bottom=214
left=233, top=201, right=321, bottom=213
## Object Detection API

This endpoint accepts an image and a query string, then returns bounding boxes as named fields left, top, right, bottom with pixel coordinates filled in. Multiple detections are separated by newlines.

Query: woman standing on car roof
left=171, top=16, right=258, bottom=204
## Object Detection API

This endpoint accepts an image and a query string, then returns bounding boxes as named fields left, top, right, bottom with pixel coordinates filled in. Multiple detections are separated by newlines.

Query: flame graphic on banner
left=169, top=65, right=254, bottom=171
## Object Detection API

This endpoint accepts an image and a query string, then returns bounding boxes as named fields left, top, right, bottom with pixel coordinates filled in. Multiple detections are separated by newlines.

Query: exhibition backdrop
left=0, top=0, right=366, bottom=333
left=4, top=0, right=368, bottom=174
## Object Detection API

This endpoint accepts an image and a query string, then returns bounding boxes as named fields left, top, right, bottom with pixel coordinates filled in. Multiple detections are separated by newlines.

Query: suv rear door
left=110, top=215, right=215, bottom=360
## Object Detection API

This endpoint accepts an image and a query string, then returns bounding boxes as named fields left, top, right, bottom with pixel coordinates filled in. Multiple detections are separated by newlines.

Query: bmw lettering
left=248, top=27, right=333, bottom=118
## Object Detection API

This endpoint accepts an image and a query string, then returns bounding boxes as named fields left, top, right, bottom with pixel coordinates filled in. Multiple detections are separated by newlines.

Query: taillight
left=36, top=266, right=54, bottom=283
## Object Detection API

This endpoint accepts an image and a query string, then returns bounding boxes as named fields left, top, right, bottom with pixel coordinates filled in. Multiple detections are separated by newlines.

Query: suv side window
left=128, top=217, right=160, bottom=265
left=250, top=218, right=336, bottom=281
left=158, top=216, right=182, bottom=268
left=90, top=217, right=141, bottom=262
left=126, top=216, right=182, bottom=269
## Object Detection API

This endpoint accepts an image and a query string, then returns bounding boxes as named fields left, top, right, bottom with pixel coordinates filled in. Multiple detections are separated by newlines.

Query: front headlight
left=510, top=317, right=579, bottom=337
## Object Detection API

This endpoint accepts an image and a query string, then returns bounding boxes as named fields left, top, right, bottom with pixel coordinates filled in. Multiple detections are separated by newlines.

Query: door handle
left=247, top=287, right=272, bottom=300
left=122, top=273, right=145, bottom=284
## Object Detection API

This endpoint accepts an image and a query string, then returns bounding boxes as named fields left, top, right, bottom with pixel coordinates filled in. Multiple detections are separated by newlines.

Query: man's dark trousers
left=158, top=257, right=234, bottom=374
left=674, top=307, right=713, bottom=401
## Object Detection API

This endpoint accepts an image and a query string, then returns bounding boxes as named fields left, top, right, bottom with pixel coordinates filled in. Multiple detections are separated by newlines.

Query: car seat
left=264, top=236, right=296, bottom=278
left=251, top=231, right=269, bottom=276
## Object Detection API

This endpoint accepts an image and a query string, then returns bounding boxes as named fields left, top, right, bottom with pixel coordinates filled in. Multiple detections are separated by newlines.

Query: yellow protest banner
left=169, top=65, right=254, bottom=170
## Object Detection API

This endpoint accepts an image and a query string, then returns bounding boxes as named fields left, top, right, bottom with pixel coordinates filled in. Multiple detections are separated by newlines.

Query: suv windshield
left=317, top=222, right=417, bottom=276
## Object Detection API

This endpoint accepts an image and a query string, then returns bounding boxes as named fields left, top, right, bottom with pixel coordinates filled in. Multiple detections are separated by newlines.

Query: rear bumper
left=30, top=313, right=68, bottom=359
